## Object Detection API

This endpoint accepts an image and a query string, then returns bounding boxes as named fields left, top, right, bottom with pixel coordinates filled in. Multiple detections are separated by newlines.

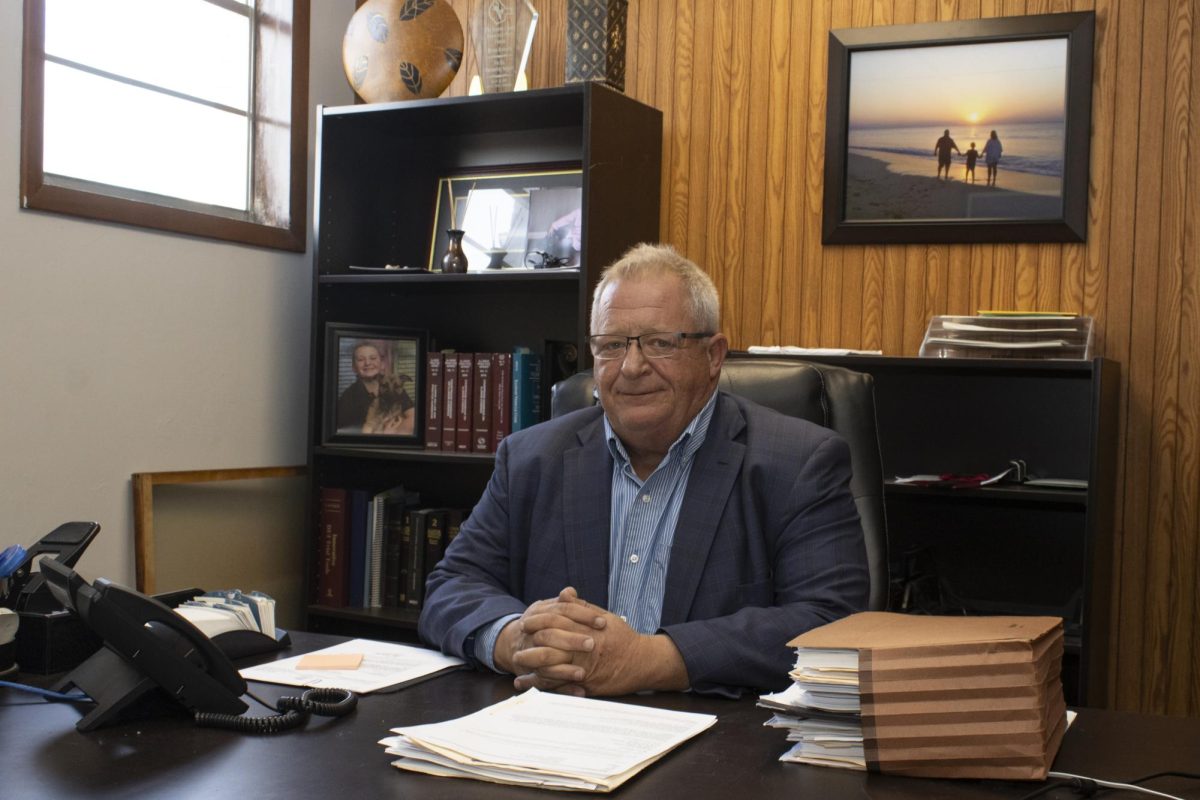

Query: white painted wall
left=0, top=2, right=354, bottom=588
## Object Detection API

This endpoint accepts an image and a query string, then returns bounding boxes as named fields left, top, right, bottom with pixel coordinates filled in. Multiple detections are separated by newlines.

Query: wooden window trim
left=19, top=0, right=310, bottom=252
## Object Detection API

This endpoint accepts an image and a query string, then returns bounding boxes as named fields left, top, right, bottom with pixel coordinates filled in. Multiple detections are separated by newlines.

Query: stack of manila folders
left=759, top=612, right=1069, bottom=780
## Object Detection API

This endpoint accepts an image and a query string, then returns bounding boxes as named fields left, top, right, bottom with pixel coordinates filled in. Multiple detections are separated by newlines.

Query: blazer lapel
left=660, top=394, right=746, bottom=626
left=561, top=415, right=613, bottom=607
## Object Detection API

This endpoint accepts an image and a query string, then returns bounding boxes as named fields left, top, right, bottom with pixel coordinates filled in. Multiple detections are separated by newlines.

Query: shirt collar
left=603, top=388, right=719, bottom=470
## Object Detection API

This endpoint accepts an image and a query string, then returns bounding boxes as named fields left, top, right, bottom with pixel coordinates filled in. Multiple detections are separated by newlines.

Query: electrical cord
left=1130, top=772, right=1200, bottom=786
left=194, top=687, right=357, bottom=734
left=1036, top=771, right=1189, bottom=800
left=0, top=679, right=92, bottom=702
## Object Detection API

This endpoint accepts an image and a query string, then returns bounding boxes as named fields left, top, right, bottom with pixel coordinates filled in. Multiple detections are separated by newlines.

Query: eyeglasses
left=587, top=331, right=714, bottom=360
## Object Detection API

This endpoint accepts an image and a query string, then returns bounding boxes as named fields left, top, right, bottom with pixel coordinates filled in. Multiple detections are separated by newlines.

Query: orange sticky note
left=296, top=652, right=364, bottom=670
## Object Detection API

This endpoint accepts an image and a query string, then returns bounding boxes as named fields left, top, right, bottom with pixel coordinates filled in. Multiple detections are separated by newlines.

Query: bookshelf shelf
left=304, top=84, right=662, bottom=639
left=319, top=270, right=582, bottom=286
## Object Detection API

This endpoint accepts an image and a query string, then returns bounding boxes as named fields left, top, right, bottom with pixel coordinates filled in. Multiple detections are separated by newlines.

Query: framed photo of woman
left=322, top=324, right=425, bottom=447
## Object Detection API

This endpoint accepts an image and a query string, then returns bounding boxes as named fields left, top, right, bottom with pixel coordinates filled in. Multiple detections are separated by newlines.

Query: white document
left=379, top=688, right=717, bottom=792
left=239, top=638, right=464, bottom=694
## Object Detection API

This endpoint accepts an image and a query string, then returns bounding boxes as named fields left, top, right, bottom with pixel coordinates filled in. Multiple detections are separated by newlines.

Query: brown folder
left=785, top=612, right=1067, bottom=781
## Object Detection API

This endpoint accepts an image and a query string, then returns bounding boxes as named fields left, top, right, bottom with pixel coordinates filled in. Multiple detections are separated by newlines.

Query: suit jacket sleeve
left=660, top=408, right=869, bottom=697
left=417, top=434, right=530, bottom=661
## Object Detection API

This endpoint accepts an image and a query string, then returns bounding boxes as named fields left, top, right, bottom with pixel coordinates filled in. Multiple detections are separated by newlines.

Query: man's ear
left=707, top=333, right=729, bottom=377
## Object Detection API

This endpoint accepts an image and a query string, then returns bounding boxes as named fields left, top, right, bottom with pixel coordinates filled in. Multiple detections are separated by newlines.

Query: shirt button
left=641, top=494, right=651, bottom=503
left=629, top=554, right=639, bottom=564
left=620, top=615, right=628, bottom=622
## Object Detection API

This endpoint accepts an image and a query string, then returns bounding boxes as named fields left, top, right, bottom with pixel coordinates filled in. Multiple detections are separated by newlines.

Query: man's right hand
left=492, top=587, right=606, bottom=677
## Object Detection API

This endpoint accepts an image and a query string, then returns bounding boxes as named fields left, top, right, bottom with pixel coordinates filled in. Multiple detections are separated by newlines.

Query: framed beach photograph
left=323, top=324, right=424, bottom=448
left=822, top=12, right=1094, bottom=244
left=428, top=169, right=583, bottom=271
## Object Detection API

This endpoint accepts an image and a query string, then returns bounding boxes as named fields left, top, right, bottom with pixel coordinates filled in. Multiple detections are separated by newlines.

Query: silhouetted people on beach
left=934, top=129, right=961, bottom=180
left=982, top=130, right=1003, bottom=186
left=964, top=143, right=979, bottom=183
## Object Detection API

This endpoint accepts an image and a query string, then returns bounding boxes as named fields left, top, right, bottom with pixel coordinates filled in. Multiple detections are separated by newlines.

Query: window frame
left=20, top=0, right=310, bottom=252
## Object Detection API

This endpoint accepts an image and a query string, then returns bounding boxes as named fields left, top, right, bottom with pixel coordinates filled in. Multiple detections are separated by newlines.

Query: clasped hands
left=493, top=587, right=688, bottom=697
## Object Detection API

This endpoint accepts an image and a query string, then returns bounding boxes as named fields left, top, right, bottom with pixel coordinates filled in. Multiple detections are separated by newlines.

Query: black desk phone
left=38, top=541, right=356, bottom=733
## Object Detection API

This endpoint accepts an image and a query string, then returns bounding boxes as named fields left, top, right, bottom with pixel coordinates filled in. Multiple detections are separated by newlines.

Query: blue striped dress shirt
left=603, top=389, right=717, bottom=633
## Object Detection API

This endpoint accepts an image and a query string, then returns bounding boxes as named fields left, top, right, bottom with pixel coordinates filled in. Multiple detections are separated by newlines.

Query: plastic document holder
left=919, top=314, right=1093, bottom=360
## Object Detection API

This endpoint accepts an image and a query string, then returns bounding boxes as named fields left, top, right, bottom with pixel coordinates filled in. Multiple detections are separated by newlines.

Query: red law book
left=492, top=351, right=512, bottom=451
left=425, top=352, right=443, bottom=450
left=455, top=353, right=474, bottom=452
left=441, top=352, right=459, bottom=452
left=315, top=486, right=348, bottom=607
left=472, top=354, right=494, bottom=452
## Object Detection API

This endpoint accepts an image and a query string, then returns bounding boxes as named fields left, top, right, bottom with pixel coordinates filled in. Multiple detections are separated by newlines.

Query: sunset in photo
left=844, top=38, right=1069, bottom=221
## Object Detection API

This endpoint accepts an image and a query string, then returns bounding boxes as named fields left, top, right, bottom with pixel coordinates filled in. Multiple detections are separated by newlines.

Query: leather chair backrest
left=550, top=355, right=889, bottom=611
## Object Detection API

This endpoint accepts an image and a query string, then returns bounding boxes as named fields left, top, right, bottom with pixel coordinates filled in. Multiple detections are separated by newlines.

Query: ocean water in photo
left=847, top=121, right=1065, bottom=178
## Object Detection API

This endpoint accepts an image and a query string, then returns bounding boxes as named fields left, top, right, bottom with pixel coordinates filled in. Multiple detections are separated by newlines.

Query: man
left=419, top=244, right=868, bottom=697
left=934, top=129, right=961, bottom=180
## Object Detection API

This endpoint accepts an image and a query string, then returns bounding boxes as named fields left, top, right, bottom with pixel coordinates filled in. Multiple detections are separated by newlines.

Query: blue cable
left=0, top=679, right=93, bottom=702
left=0, top=544, right=26, bottom=577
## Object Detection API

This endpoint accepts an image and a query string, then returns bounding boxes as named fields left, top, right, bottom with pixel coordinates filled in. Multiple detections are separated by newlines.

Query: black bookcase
left=304, top=84, right=662, bottom=640
left=778, top=354, right=1119, bottom=707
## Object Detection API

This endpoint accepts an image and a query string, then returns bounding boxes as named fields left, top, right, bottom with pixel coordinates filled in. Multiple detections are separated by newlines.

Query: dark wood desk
left=3, top=632, right=1198, bottom=800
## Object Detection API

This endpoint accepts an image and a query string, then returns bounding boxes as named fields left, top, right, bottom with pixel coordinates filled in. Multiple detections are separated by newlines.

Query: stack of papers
left=760, top=612, right=1068, bottom=780
left=380, top=688, right=717, bottom=792
left=175, top=589, right=276, bottom=638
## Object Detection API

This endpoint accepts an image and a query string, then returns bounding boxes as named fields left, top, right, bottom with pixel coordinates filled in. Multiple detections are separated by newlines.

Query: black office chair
left=550, top=354, right=889, bottom=611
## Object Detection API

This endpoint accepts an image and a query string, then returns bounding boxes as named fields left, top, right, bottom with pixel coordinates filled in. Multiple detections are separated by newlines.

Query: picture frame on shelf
left=428, top=168, right=583, bottom=272
left=821, top=11, right=1094, bottom=244
left=323, top=324, right=425, bottom=448
left=524, top=186, right=583, bottom=268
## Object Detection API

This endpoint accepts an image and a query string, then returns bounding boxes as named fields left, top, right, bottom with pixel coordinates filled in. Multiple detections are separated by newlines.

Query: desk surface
left=3, top=632, right=1198, bottom=800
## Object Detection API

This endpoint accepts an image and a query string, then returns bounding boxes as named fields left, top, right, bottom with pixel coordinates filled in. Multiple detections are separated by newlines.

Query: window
left=20, top=0, right=309, bottom=251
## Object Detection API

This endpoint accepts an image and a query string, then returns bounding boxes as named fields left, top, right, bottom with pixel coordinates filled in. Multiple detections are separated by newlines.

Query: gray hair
left=590, top=243, right=720, bottom=332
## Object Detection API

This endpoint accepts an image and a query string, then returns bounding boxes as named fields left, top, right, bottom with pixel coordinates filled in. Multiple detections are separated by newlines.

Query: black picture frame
left=822, top=11, right=1094, bottom=244
left=323, top=324, right=425, bottom=448
left=428, top=168, right=583, bottom=271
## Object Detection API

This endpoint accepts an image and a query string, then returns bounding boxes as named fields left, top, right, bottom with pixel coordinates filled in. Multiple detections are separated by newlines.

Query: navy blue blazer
left=418, top=391, right=869, bottom=695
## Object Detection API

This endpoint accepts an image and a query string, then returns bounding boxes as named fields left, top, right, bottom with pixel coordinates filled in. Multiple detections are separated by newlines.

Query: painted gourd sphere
left=342, top=0, right=464, bottom=102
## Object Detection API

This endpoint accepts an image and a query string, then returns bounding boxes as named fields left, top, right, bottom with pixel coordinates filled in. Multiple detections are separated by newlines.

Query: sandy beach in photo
left=845, top=149, right=1063, bottom=221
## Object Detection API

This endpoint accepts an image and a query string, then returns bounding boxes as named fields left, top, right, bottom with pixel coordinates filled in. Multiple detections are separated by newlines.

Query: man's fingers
left=513, top=672, right=582, bottom=695
left=520, top=605, right=605, bottom=633
left=512, top=645, right=580, bottom=672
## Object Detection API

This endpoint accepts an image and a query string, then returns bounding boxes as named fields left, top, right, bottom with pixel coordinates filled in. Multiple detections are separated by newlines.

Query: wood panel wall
left=441, top=0, right=1200, bottom=716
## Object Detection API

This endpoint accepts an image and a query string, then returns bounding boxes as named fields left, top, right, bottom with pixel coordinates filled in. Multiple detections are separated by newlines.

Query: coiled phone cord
left=195, top=687, right=357, bottom=734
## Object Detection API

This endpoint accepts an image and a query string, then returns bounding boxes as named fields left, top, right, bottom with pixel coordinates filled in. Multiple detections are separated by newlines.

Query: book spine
left=382, top=495, right=412, bottom=608
left=347, top=489, right=369, bottom=608
left=395, top=508, right=414, bottom=607
left=315, top=487, right=348, bottom=607
left=444, top=508, right=464, bottom=553
left=420, top=509, right=446, bottom=592
left=472, top=353, right=494, bottom=452
left=512, top=348, right=543, bottom=431
left=455, top=353, right=474, bottom=452
left=492, top=351, right=512, bottom=450
left=406, top=509, right=427, bottom=608
left=441, top=353, right=459, bottom=452
left=424, top=352, right=443, bottom=450
left=366, top=496, right=387, bottom=607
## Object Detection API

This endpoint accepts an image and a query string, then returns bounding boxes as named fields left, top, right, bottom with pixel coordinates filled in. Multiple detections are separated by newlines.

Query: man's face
left=352, top=345, right=383, bottom=379
left=591, top=275, right=727, bottom=452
